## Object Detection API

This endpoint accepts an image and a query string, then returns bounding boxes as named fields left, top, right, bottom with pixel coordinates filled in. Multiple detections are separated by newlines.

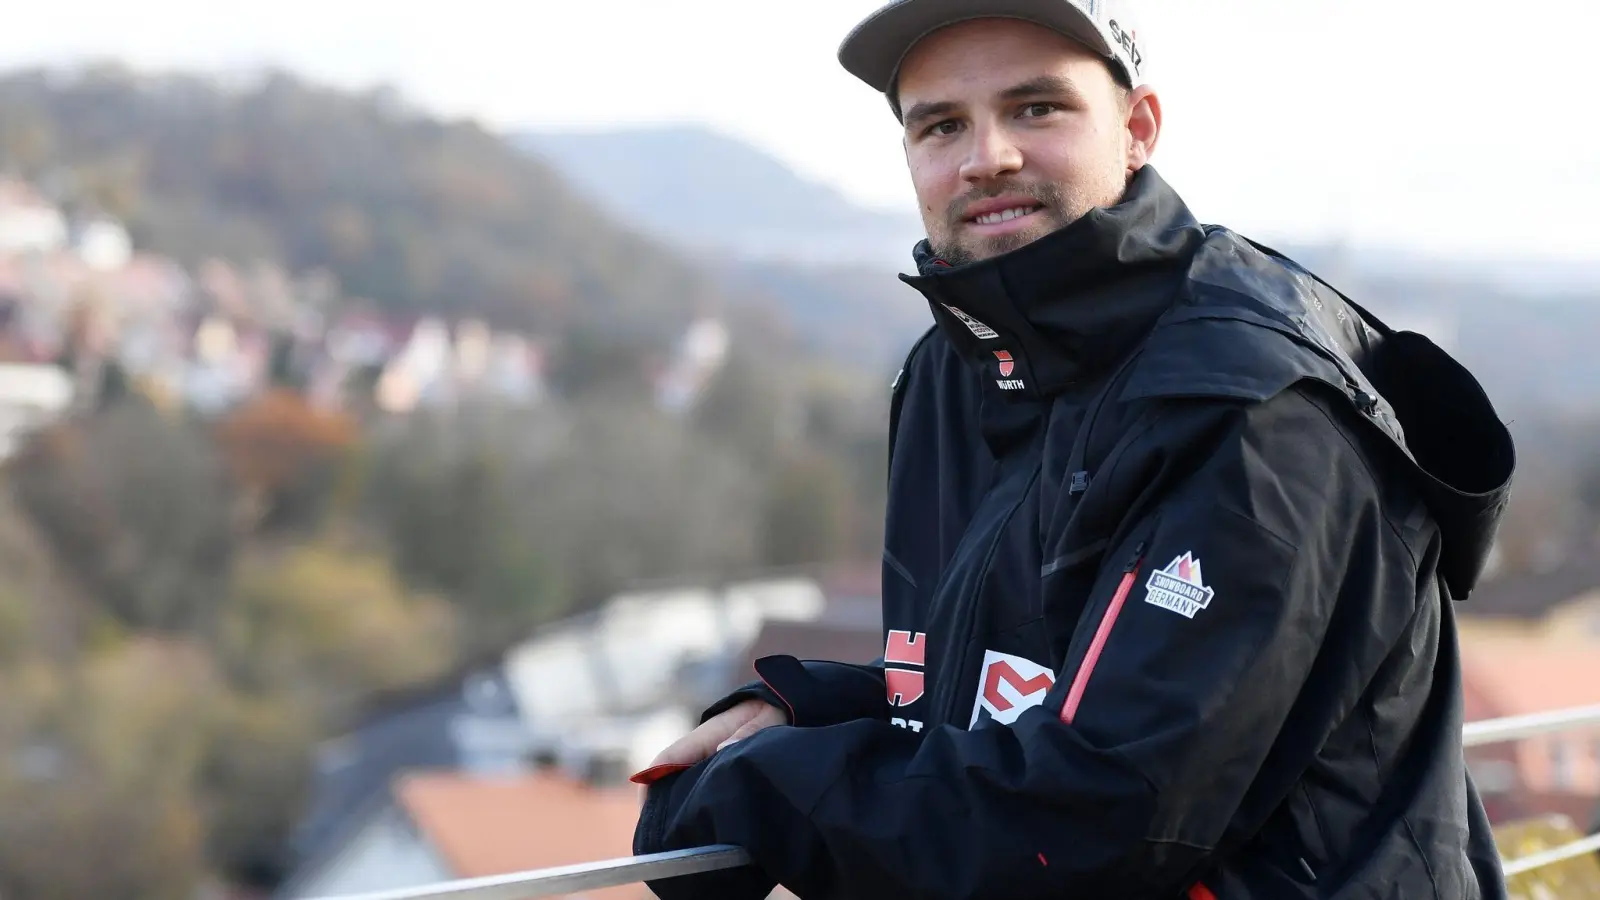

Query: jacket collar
left=899, top=165, right=1207, bottom=398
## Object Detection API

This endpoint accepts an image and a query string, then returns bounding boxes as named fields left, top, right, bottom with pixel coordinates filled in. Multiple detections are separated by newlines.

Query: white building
left=0, top=179, right=67, bottom=255
left=0, top=363, right=74, bottom=459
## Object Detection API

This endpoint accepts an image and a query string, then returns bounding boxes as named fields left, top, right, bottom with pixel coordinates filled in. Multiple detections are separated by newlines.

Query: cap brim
left=838, top=0, right=1113, bottom=93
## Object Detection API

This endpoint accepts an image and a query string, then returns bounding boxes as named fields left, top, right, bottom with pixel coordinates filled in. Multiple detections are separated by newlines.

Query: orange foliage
left=212, top=389, right=357, bottom=495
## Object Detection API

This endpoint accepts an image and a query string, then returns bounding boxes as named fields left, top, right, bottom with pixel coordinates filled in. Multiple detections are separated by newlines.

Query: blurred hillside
left=0, top=64, right=896, bottom=900
left=0, top=66, right=825, bottom=368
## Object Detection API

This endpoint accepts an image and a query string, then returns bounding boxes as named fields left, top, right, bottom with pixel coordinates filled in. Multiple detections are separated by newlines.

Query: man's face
left=896, top=18, right=1159, bottom=266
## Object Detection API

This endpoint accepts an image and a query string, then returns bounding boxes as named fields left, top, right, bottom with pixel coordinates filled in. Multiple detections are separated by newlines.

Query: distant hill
left=515, top=126, right=924, bottom=269
left=710, top=259, right=932, bottom=370
left=515, top=125, right=932, bottom=367
left=0, top=67, right=741, bottom=345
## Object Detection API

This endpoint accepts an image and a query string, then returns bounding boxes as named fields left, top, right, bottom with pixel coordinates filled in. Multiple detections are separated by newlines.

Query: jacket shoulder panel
left=1119, top=230, right=1352, bottom=406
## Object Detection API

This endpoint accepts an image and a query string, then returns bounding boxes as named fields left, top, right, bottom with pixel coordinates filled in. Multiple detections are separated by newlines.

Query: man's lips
left=959, top=198, right=1047, bottom=234
left=958, top=195, right=1047, bottom=228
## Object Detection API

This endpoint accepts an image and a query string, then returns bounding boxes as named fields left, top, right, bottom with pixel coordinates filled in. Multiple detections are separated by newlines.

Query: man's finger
left=649, top=731, right=717, bottom=768
left=716, top=707, right=783, bottom=751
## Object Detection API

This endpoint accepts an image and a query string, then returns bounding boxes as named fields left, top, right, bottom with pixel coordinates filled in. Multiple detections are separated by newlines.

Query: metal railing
left=316, top=704, right=1600, bottom=900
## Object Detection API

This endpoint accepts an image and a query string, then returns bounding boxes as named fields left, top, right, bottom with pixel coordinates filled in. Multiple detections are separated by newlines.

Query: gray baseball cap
left=838, top=0, right=1147, bottom=100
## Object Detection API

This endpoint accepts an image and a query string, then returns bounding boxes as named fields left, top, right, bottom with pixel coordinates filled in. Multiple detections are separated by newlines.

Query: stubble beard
left=925, top=174, right=1123, bottom=267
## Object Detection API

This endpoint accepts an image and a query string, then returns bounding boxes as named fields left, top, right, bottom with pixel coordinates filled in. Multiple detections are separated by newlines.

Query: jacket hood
left=1121, top=230, right=1516, bottom=601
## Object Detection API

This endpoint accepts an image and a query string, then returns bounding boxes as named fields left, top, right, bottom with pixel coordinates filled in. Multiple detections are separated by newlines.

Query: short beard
left=927, top=174, right=1128, bottom=266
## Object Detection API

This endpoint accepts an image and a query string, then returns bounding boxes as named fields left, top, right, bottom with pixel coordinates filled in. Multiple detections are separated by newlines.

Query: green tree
left=364, top=406, right=568, bottom=652
left=196, top=693, right=319, bottom=889
left=0, top=640, right=216, bottom=900
left=761, top=450, right=854, bottom=567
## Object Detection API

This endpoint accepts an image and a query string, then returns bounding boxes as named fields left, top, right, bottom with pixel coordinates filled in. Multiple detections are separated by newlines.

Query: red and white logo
left=968, top=650, right=1056, bottom=728
left=993, top=350, right=1015, bottom=377
left=884, top=629, right=926, bottom=707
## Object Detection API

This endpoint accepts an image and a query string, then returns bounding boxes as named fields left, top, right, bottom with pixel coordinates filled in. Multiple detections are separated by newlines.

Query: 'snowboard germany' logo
left=943, top=304, right=999, bottom=340
left=1144, top=552, right=1214, bottom=618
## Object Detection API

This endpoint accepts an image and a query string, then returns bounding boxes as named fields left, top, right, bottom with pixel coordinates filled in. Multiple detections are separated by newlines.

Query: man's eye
left=1021, top=103, right=1059, bottom=118
left=926, top=120, right=960, bottom=137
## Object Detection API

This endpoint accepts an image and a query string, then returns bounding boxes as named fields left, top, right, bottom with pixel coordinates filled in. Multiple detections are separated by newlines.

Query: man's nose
left=959, top=121, right=1023, bottom=184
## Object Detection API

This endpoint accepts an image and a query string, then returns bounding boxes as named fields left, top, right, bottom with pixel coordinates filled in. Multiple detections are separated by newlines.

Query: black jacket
left=632, top=167, right=1516, bottom=900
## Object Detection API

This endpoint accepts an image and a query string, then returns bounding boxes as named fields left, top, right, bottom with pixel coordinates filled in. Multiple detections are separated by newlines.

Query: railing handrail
left=1462, top=702, right=1600, bottom=747
left=311, top=845, right=751, bottom=900
left=310, top=703, right=1600, bottom=900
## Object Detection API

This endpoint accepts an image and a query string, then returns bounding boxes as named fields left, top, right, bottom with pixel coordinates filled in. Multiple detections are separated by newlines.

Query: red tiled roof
left=395, top=771, right=650, bottom=900
left=1461, top=634, right=1600, bottom=794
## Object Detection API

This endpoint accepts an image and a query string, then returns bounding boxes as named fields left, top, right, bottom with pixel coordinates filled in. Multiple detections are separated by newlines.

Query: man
left=631, top=1, right=1517, bottom=898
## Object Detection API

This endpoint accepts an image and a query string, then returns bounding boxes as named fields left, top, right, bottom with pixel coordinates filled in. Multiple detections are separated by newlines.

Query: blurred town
left=0, top=64, right=1598, bottom=900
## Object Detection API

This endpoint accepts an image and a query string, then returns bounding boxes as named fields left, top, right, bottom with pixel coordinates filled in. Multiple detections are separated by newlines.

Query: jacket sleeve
left=697, top=656, right=887, bottom=727
left=634, top=387, right=1417, bottom=900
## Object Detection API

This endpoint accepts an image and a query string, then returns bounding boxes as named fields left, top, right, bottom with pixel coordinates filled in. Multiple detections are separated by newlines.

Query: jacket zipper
left=1060, top=542, right=1146, bottom=724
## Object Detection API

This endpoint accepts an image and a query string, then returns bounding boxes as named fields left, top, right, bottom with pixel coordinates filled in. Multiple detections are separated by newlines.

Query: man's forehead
left=898, top=17, right=1099, bottom=75
left=896, top=21, right=1106, bottom=94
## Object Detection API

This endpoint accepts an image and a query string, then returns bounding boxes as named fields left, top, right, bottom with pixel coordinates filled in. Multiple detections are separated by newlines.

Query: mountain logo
left=1144, top=552, right=1215, bottom=618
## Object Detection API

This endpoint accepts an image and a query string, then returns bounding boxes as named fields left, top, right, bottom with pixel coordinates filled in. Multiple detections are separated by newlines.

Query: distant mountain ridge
left=515, top=126, right=924, bottom=269
left=514, top=125, right=935, bottom=368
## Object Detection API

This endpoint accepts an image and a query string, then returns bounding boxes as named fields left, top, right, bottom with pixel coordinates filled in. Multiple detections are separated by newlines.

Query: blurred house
left=71, top=214, right=133, bottom=271
left=1458, top=600, right=1600, bottom=826
left=285, top=660, right=535, bottom=876
left=273, top=564, right=881, bottom=897
left=655, top=315, right=729, bottom=413
left=0, top=178, right=68, bottom=255
left=275, top=771, right=647, bottom=900
left=372, top=315, right=546, bottom=414
left=1462, top=554, right=1600, bottom=622
left=503, top=565, right=884, bottom=782
left=504, top=573, right=825, bottom=776
left=0, top=362, right=73, bottom=459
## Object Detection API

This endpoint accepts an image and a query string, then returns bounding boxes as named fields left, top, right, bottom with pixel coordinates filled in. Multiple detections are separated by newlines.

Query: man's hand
left=649, top=698, right=787, bottom=768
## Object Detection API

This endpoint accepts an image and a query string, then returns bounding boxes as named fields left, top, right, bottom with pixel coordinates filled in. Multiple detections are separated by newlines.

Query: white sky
left=2, top=0, right=1596, bottom=262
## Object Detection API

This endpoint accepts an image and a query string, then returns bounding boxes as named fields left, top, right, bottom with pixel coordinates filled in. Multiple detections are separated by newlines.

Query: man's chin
left=960, top=226, right=1055, bottom=263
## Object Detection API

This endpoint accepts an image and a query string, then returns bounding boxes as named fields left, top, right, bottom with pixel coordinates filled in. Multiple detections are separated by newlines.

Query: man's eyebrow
left=902, top=99, right=957, bottom=129
left=999, top=74, right=1086, bottom=104
left=902, top=75, right=1086, bottom=130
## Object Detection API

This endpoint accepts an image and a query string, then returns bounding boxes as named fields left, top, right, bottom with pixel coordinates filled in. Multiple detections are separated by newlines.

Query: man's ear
left=1125, top=84, right=1161, bottom=170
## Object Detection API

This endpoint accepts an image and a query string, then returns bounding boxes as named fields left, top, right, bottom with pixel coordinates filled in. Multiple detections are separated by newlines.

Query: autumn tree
left=213, top=388, right=359, bottom=535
